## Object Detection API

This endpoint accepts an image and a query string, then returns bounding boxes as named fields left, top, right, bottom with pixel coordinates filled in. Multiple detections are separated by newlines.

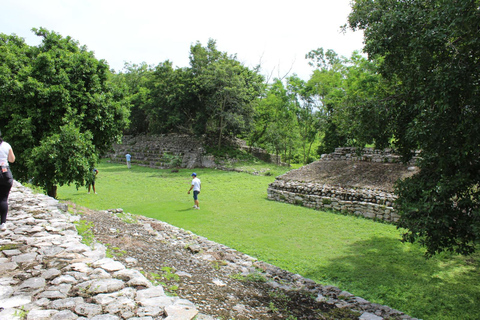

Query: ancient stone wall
left=321, top=147, right=419, bottom=165
left=267, top=147, right=417, bottom=223
left=267, top=180, right=399, bottom=222
left=106, top=134, right=214, bottom=169
left=106, top=134, right=285, bottom=169
left=233, top=138, right=285, bottom=166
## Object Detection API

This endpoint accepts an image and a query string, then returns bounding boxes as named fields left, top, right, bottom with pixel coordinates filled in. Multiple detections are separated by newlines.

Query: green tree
left=113, top=62, right=152, bottom=135
left=28, top=124, right=97, bottom=197
left=141, top=61, right=198, bottom=134
left=0, top=28, right=129, bottom=197
left=335, top=52, right=393, bottom=149
left=348, top=0, right=480, bottom=255
left=306, top=48, right=393, bottom=154
left=286, top=75, right=321, bottom=164
left=189, top=40, right=265, bottom=149
left=306, top=48, right=347, bottom=155
left=250, top=79, right=298, bottom=163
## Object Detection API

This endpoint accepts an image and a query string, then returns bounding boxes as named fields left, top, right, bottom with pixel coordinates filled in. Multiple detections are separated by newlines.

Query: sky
left=1, top=0, right=364, bottom=80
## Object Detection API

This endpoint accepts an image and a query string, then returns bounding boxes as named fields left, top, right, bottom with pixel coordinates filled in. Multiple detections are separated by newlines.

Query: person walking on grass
left=188, top=172, right=201, bottom=209
left=0, top=133, right=15, bottom=231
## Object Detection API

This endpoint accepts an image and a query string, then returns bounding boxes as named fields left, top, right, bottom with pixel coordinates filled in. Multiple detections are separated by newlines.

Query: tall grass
left=57, top=161, right=480, bottom=320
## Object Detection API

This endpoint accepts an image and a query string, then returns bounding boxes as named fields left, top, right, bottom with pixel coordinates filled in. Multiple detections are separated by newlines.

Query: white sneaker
left=195, top=207, right=200, bottom=210
left=193, top=205, right=197, bottom=209
left=0, top=224, right=6, bottom=231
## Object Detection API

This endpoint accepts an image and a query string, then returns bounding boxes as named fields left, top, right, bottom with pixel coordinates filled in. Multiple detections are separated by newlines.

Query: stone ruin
left=320, top=147, right=420, bottom=164
left=232, top=138, right=285, bottom=165
left=106, top=134, right=284, bottom=169
left=267, top=147, right=420, bottom=223
left=106, top=134, right=212, bottom=169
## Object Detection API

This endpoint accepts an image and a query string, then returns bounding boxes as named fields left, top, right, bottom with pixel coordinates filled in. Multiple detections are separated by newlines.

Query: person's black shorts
left=193, top=190, right=199, bottom=200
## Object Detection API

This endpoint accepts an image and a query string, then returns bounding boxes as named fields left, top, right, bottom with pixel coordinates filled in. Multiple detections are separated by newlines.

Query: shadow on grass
left=304, top=236, right=480, bottom=320
left=147, top=174, right=185, bottom=179
left=95, top=165, right=130, bottom=172
left=57, top=189, right=88, bottom=202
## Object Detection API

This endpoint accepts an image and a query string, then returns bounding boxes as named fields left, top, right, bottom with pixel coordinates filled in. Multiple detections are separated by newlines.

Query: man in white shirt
left=187, top=172, right=201, bottom=210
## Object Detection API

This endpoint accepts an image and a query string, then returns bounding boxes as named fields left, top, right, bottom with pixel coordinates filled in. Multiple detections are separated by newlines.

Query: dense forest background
left=1, top=0, right=479, bottom=256
left=116, top=40, right=389, bottom=165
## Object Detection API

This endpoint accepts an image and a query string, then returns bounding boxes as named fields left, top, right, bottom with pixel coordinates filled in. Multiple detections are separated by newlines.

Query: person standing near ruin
left=126, top=153, right=131, bottom=169
left=188, top=172, right=201, bottom=209
left=0, top=133, right=15, bottom=231
left=87, top=168, right=99, bottom=194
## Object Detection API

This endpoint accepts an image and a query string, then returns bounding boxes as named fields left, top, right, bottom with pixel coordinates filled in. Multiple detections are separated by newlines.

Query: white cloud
left=0, top=0, right=364, bottom=80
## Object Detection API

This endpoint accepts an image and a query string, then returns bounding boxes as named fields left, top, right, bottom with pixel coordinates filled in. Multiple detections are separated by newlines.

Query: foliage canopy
left=348, top=0, right=480, bottom=255
left=0, top=28, right=129, bottom=197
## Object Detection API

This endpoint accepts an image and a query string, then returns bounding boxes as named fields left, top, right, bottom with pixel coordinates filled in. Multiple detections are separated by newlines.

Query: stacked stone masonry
left=321, top=147, right=419, bottom=165
left=233, top=138, right=285, bottom=166
left=106, top=134, right=285, bottom=169
left=268, top=180, right=399, bottom=222
left=106, top=134, right=211, bottom=169
left=268, top=148, right=418, bottom=223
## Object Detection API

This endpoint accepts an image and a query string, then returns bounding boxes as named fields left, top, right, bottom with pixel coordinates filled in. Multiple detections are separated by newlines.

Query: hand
left=187, top=191, right=190, bottom=194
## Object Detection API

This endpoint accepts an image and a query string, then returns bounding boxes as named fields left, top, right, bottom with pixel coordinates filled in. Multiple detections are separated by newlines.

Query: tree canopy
left=305, top=48, right=392, bottom=155
left=0, top=28, right=129, bottom=197
left=118, top=40, right=265, bottom=150
left=348, top=0, right=480, bottom=255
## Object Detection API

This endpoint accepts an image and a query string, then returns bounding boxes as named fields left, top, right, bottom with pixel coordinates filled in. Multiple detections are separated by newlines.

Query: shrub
left=322, top=198, right=332, bottom=205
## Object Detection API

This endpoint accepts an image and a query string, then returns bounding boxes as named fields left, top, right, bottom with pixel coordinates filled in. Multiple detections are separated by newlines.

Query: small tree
left=28, top=124, right=97, bottom=198
left=306, top=48, right=348, bottom=155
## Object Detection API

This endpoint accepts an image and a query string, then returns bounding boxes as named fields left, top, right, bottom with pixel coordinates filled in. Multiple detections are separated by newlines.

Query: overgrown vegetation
left=229, top=272, right=267, bottom=283
left=105, top=244, right=127, bottom=258
left=0, top=28, right=129, bottom=197
left=74, top=219, right=96, bottom=248
left=13, top=306, right=28, bottom=319
left=347, top=0, right=480, bottom=256
left=140, top=267, right=180, bottom=296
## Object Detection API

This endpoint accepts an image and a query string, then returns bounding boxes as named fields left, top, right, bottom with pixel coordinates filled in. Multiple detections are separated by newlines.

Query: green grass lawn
left=57, top=161, right=480, bottom=320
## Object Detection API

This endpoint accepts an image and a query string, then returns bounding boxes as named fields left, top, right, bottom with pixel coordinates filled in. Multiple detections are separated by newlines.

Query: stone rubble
left=0, top=181, right=418, bottom=320
left=0, top=181, right=210, bottom=320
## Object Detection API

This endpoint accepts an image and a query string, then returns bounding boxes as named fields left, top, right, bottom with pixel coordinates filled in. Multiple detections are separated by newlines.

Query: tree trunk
left=47, top=185, right=57, bottom=199
left=217, top=115, right=223, bottom=151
